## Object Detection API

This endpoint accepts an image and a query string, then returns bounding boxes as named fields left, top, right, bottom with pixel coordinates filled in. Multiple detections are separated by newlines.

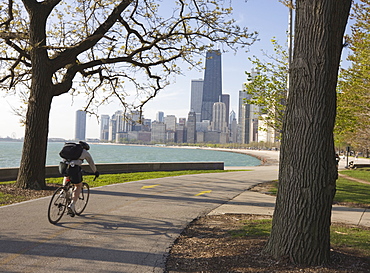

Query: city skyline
left=0, top=0, right=356, bottom=140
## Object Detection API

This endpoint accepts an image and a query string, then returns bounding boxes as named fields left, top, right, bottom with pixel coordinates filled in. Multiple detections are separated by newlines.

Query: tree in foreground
left=336, top=0, right=370, bottom=152
left=264, top=0, right=352, bottom=265
left=0, top=0, right=257, bottom=189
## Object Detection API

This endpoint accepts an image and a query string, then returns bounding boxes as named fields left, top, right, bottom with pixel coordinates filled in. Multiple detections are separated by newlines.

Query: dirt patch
left=166, top=214, right=370, bottom=273
left=0, top=183, right=59, bottom=206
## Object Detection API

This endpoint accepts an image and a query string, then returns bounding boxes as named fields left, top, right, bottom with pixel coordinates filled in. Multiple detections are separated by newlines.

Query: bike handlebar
left=81, top=170, right=100, bottom=181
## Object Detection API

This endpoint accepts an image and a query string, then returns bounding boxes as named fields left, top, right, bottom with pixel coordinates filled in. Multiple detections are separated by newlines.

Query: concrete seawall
left=0, top=162, right=224, bottom=182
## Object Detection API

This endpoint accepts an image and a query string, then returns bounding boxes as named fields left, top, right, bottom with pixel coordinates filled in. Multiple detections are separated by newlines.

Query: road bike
left=48, top=172, right=98, bottom=224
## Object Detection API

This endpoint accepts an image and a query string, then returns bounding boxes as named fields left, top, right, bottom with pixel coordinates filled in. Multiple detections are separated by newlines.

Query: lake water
left=0, top=142, right=261, bottom=168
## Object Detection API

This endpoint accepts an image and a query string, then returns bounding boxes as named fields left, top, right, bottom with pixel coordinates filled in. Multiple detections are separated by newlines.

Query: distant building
left=211, top=102, right=228, bottom=133
left=190, top=79, right=204, bottom=122
left=240, top=104, right=250, bottom=144
left=176, top=125, right=186, bottom=143
left=151, top=121, right=166, bottom=143
left=142, top=119, right=152, bottom=131
left=250, top=104, right=260, bottom=143
left=156, top=111, right=164, bottom=122
left=75, top=110, right=86, bottom=141
left=258, top=114, right=275, bottom=143
left=229, top=110, right=236, bottom=129
left=238, top=90, right=250, bottom=125
left=108, top=118, right=117, bottom=142
left=178, top=118, right=186, bottom=126
left=196, top=120, right=210, bottom=133
left=230, top=118, right=238, bottom=143
left=201, top=50, right=222, bottom=122
left=164, top=115, right=176, bottom=131
left=186, top=111, right=196, bottom=143
left=220, top=94, right=230, bottom=126
left=100, top=114, right=110, bottom=141
left=128, top=110, right=143, bottom=132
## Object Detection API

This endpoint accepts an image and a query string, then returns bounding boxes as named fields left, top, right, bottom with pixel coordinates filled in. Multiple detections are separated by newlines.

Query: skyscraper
left=220, top=94, right=230, bottom=125
left=151, top=121, right=166, bottom=143
left=211, top=102, right=227, bottom=133
left=100, top=114, right=110, bottom=141
left=238, top=90, right=251, bottom=125
left=190, top=79, right=204, bottom=122
left=240, top=103, right=250, bottom=144
left=156, top=111, right=164, bottom=122
left=164, top=115, right=176, bottom=131
left=229, top=110, right=236, bottom=127
left=201, top=50, right=222, bottom=122
left=186, top=111, right=196, bottom=143
left=75, top=110, right=86, bottom=141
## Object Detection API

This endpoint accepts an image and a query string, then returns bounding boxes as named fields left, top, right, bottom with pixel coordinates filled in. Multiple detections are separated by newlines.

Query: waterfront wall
left=0, top=162, right=224, bottom=182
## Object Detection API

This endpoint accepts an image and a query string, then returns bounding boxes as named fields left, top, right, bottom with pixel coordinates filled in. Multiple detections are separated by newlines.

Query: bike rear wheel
left=48, top=187, right=68, bottom=224
left=74, top=182, right=90, bottom=215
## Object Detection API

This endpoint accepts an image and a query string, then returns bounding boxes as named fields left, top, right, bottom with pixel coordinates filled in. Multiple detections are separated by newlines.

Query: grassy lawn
left=44, top=169, right=241, bottom=188
left=340, top=168, right=370, bottom=182
left=260, top=171, right=370, bottom=207
left=0, top=170, right=245, bottom=205
left=335, top=177, right=370, bottom=206
left=336, top=169, right=370, bottom=206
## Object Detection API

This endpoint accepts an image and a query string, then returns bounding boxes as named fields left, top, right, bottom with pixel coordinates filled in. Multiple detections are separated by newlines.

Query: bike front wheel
left=48, top=187, right=68, bottom=224
left=74, top=182, right=90, bottom=215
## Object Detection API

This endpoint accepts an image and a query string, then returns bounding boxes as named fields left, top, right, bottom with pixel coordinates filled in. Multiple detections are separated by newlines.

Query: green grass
left=331, top=224, right=370, bottom=257
left=335, top=177, right=370, bottom=206
left=262, top=174, right=370, bottom=207
left=340, top=168, right=370, bottom=182
left=47, top=169, right=241, bottom=188
left=0, top=169, right=244, bottom=187
left=233, top=219, right=370, bottom=257
left=230, top=219, right=272, bottom=238
left=0, top=192, right=27, bottom=204
left=0, top=170, right=246, bottom=205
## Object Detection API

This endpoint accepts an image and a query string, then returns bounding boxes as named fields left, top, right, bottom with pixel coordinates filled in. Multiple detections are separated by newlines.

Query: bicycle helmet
left=79, top=141, right=90, bottom=150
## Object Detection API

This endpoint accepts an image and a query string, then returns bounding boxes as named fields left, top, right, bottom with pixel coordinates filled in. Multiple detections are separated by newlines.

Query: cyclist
left=63, top=141, right=98, bottom=216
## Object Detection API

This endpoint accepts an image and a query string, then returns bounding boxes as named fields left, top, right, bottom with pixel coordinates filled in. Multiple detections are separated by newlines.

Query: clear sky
left=0, top=0, right=354, bottom=140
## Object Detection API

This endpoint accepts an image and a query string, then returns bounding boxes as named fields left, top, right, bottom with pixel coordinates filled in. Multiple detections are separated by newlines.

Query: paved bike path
left=0, top=165, right=278, bottom=273
left=1, top=150, right=369, bottom=272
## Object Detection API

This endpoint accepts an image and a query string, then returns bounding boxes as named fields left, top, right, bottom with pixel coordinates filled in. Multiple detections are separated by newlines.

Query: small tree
left=336, top=0, right=370, bottom=152
left=264, top=0, right=352, bottom=265
left=0, top=0, right=257, bottom=189
left=244, top=38, right=288, bottom=134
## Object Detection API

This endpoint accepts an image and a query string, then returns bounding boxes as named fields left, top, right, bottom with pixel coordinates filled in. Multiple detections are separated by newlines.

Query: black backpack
left=59, top=142, right=83, bottom=160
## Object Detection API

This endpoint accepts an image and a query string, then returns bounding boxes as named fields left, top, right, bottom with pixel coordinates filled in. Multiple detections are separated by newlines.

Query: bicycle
left=48, top=172, right=98, bottom=224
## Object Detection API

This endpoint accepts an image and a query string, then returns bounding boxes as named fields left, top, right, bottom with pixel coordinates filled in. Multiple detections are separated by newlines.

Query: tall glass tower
left=100, top=114, right=110, bottom=141
left=75, top=110, right=86, bottom=141
left=201, top=50, right=222, bottom=122
left=190, top=79, right=203, bottom=122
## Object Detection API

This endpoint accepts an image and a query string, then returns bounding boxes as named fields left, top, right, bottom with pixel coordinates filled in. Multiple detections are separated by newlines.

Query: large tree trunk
left=264, top=0, right=351, bottom=265
left=15, top=5, right=54, bottom=190
left=15, top=87, right=53, bottom=189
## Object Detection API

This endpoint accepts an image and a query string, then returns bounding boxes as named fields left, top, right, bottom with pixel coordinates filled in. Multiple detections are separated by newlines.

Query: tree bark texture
left=15, top=4, right=53, bottom=189
left=264, top=0, right=351, bottom=265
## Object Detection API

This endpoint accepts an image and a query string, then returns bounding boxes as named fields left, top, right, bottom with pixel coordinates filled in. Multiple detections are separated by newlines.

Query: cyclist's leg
left=67, top=167, right=83, bottom=216
left=67, top=182, right=82, bottom=216
left=62, top=176, right=68, bottom=186
left=71, top=168, right=83, bottom=203
left=72, top=182, right=83, bottom=203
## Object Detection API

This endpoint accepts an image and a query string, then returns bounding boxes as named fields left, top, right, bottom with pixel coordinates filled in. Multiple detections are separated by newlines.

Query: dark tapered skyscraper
left=201, top=50, right=222, bottom=121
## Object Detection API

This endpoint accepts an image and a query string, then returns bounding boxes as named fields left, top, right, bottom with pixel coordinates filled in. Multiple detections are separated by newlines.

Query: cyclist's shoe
left=67, top=203, right=76, bottom=217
